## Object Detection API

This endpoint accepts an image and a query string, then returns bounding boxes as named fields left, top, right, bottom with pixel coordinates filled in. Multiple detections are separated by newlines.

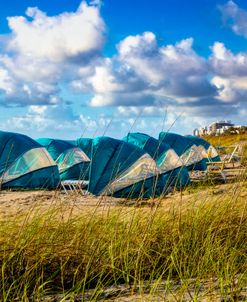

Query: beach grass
left=0, top=176, right=247, bottom=301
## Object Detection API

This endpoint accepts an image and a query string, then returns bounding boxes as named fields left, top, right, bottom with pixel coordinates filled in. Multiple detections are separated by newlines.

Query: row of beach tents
left=0, top=130, right=220, bottom=198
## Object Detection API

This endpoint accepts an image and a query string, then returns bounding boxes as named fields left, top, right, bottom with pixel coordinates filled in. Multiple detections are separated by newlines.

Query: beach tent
left=75, top=138, right=93, bottom=159
left=88, top=136, right=167, bottom=198
left=66, top=138, right=93, bottom=180
left=123, top=132, right=190, bottom=187
left=159, top=132, right=208, bottom=171
left=185, top=136, right=220, bottom=162
left=37, top=138, right=90, bottom=181
left=123, top=132, right=168, bottom=160
left=0, top=131, right=60, bottom=189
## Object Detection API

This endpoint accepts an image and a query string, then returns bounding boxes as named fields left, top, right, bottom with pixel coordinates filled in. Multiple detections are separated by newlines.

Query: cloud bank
left=0, top=0, right=246, bottom=136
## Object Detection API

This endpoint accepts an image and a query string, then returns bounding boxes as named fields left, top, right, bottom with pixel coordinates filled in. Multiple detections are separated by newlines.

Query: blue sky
left=0, top=0, right=246, bottom=139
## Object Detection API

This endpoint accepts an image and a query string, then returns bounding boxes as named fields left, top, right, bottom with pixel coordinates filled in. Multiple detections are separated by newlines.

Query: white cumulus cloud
left=7, top=2, right=105, bottom=61
left=210, top=42, right=247, bottom=107
left=85, top=32, right=216, bottom=107
left=0, top=1, right=105, bottom=107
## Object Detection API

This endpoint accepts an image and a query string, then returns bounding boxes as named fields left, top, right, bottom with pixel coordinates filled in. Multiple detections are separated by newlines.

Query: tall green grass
left=205, top=134, right=247, bottom=166
left=0, top=180, right=247, bottom=301
left=204, top=133, right=247, bottom=148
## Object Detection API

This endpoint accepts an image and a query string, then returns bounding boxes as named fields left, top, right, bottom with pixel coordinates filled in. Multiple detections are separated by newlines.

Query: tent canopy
left=159, top=132, right=194, bottom=156
left=76, top=138, right=93, bottom=159
left=37, top=138, right=90, bottom=180
left=123, top=132, right=184, bottom=171
left=185, top=135, right=211, bottom=149
left=159, top=132, right=208, bottom=171
left=0, top=131, right=59, bottom=189
left=123, top=132, right=171, bottom=160
left=88, top=136, right=166, bottom=198
left=185, top=135, right=220, bottom=161
left=124, top=132, right=190, bottom=187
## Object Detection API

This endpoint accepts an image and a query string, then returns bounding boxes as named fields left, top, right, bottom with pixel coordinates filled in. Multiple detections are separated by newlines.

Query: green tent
left=37, top=138, right=90, bottom=181
left=0, top=131, right=60, bottom=189
left=123, top=133, right=190, bottom=188
left=88, top=136, right=167, bottom=198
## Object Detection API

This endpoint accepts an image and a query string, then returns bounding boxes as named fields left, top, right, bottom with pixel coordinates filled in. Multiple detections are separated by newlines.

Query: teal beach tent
left=76, top=138, right=93, bottom=159
left=0, top=131, right=60, bottom=189
left=123, top=132, right=168, bottom=159
left=159, top=132, right=208, bottom=171
left=73, top=138, right=93, bottom=180
left=159, top=132, right=194, bottom=156
left=185, top=135, right=221, bottom=162
left=123, top=133, right=190, bottom=188
left=37, top=138, right=90, bottom=181
left=88, top=136, right=166, bottom=198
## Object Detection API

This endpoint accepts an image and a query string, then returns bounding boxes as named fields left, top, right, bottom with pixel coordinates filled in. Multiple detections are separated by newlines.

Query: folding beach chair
left=206, top=144, right=243, bottom=182
left=61, top=180, right=89, bottom=195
